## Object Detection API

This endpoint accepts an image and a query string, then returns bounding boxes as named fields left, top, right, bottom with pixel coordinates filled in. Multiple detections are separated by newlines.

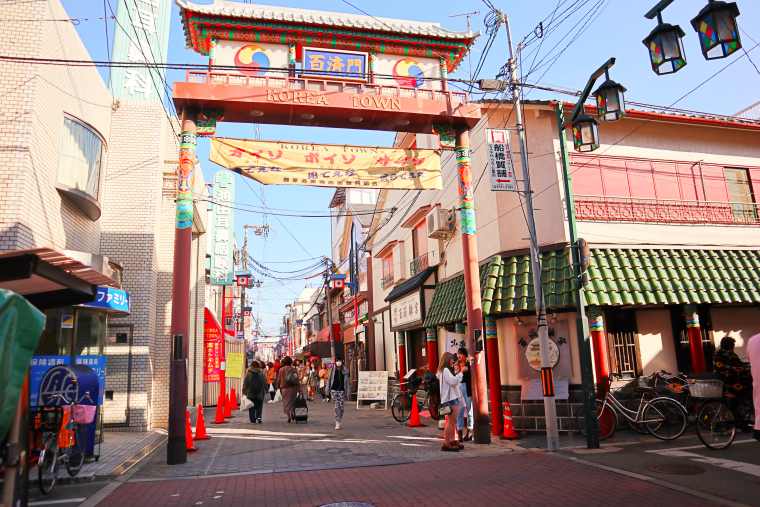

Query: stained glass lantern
left=571, top=113, right=600, bottom=152
left=691, top=1, right=741, bottom=60
left=593, top=79, right=627, bottom=122
left=643, top=22, right=687, bottom=75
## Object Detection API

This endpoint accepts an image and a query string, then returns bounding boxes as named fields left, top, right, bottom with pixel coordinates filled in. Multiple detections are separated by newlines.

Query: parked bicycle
left=390, top=371, right=440, bottom=423
left=578, top=374, right=688, bottom=441
left=36, top=391, right=94, bottom=495
left=693, top=378, right=755, bottom=450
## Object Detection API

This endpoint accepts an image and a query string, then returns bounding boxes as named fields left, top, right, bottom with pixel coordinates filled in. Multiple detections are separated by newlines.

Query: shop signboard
left=29, top=355, right=69, bottom=407
left=210, top=139, right=442, bottom=190
left=211, top=171, right=235, bottom=285
left=390, top=291, right=422, bottom=330
left=79, top=286, right=130, bottom=314
left=75, top=355, right=107, bottom=405
left=486, top=129, right=517, bottom=192
left=203, top=308, right=224, bottom=382
left=356, top=370, right=388, bottom=409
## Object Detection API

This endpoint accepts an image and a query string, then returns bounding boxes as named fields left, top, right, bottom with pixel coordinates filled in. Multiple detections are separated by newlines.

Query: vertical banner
left=486, top=129, right=517, bottom=191
left=110, top=0, right=171, bottom=102
left=455, top=145, right=476, bottom=235
left=211, top=171, right=235, bottom=285
left=203, top=308, right=224, bottom=382
left=176, top=131, right=196, bottom=229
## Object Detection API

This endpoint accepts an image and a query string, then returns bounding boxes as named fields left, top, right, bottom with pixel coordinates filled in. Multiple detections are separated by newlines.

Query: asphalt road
left=27, top=479, right=108, bottom=506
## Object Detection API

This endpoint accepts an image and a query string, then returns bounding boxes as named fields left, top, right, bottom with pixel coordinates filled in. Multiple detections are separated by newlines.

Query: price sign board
left=356, top=370, right=389, bottom=410
left=486, top=129, right=517, bottom=192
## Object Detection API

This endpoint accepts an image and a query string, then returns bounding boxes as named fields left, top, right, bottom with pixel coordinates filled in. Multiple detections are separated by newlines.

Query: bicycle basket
left=38, top=407, right=63, bottom=431
left=688, top=379, right=723, bottom=399
left=637, top=376, right=654, bottom=389
left=72, top=404, right=97, bottom=424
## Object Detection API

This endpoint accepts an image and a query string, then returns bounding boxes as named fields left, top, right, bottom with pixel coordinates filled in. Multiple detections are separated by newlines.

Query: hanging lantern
left=593, top=79, right=627, bottom=121
left=643, top=20, right=687, bottom=75
left=571, top=113, right=600, bottom=152
left=691, top=1, right=741, bottom=60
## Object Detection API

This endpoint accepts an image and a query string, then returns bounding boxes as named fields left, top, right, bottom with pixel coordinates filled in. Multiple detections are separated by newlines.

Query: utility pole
left=503, top=12, right=560, bottom=451
left=324, top=257, right=336, bottom=362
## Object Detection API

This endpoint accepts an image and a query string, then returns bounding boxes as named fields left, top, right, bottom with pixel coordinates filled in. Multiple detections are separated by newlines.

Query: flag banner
left=210, top=138, right=442, bottom=190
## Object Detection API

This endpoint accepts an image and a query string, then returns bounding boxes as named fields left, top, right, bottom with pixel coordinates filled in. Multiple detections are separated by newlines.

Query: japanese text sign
left=210, top=139, right=442, bottom=190
left=203, top=308, right=224, bottom=382
left=211, top=171, right=235, bottom=285
left=80, top=286, right=130, bottom=314
left=486, top=129, right=517, bottom=192
left=302, top=47, right=367, bottom=80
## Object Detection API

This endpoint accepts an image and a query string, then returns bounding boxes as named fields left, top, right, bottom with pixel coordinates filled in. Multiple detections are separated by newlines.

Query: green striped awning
left=422, top=247, right=760, bottom=328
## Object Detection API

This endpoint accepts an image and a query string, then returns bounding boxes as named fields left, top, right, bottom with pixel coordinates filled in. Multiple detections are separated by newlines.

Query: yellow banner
left=210, top=138, right=442, bottom=190
left=226, top=352, right=244, bottom=378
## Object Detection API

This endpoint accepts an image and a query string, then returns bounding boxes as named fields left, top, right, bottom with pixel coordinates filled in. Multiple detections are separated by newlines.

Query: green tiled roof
left=586, top=248, right=760, bottom=306
left=423, top=247, right=760, bottom=328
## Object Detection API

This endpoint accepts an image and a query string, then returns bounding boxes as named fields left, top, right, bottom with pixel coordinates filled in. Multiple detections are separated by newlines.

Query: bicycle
left=390, top=375, right=439, bottom=423
left=36, top=392, right=92, bottom=495
left=578, top=374, right=688, bottom=441
left=694, top=378, right=755, bottom=450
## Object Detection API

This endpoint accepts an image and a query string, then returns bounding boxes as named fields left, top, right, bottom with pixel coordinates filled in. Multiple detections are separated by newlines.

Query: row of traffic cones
left=184, top=388, right=241, bottom=453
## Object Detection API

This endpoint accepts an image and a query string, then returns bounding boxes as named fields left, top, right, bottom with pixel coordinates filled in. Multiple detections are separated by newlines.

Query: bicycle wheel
left=696, top=400, right=736, bottom=450
left=643, top=397, right=687, bottom=440
left=37, top=440, right=58, bottom=495
left=391, top=393, right=411, bottom=423
left=65, top=427, right=86, bottom=477
left=577, top=400, right=617, bottom=440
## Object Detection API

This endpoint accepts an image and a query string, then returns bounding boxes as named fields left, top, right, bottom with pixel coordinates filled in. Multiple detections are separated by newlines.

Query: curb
left=107, top=433, right=167, bottom=478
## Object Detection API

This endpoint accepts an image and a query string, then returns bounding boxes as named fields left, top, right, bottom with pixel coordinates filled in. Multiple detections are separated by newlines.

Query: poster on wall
left=213, top=40, right=289, bottom=77
left=517, top=320, right=572, bottom=400
left=446, top=331, right=465, bottom=353
left=373, top=55, right=442, bottom=91
left=203, top=308, right=224, bottom=382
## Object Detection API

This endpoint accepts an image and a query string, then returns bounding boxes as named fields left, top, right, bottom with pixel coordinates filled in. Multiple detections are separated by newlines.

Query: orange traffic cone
left=194, top=404, right=210, bottom=440
left=407, top=394, right=424, bottom=428
left=185, top=410, right=197, bottom=452
left=501, top=400, right=519, bottom=440
left=223, top=390, right=232, bottom=418
left=231, top=387, right=240, bottom=410
left=213, top=392, right=227, bottom=424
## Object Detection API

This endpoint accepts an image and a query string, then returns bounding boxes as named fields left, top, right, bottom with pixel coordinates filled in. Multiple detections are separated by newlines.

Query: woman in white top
left=437, top=352, right=463, bottom=451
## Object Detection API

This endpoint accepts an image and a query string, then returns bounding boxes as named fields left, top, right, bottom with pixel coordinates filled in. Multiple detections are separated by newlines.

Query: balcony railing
left=186, top=71, right=468, bottom=106
left=574, top=195, right=760, bottom=225
left=409, top=250, right=439, bottom=277
left=381, top=273, right=395, bottom=289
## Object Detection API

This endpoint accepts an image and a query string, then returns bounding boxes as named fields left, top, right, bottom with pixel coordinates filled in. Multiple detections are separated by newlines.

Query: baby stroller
left=292, top=392, right=308, bottom=423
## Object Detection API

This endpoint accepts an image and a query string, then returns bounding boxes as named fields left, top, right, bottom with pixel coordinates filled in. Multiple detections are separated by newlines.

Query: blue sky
left=64, top=0, right=760, bottom=334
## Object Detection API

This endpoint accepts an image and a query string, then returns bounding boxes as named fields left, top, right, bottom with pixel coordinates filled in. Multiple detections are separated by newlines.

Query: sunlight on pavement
left=204, top=427, right=329, bottom=438
left=387, top=435, right=441, bottom=442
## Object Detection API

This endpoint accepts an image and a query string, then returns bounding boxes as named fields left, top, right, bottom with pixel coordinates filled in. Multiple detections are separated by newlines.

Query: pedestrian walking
left=265, top=362, right=277, bottom=401
left=242, top=361, right=266, bottom=424
left=307, top=362, right=319, bottom=401
left=318, top=363, right=329, bottom=401
left=747, top=333, right=760, bottom=441
left=456, top=347, right=474, bottom=442
left=328, top=357, right=350, bottom=430
left=438, top=352, right=463, bottom=452
left=276, top=356, right=299, bottom=423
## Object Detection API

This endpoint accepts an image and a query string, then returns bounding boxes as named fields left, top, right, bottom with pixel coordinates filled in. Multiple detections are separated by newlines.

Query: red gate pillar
left=685, top=305, right=706, bottom=374
left=397, top=331, right=407, bottom=390
left=456, top=129, right=490, bottom=444
left=484, top=317, right=503, bottom=435
left=167, top=112, right=197, bottom=465
left=588, top=308, right=610, bottom=398
left=426, top=327, right=439, bottom=372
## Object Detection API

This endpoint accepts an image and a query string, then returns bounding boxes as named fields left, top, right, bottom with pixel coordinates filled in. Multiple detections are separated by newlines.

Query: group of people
left=437, top=347, right=474, bottom=452
left=242, top=355, right=351, bottom=430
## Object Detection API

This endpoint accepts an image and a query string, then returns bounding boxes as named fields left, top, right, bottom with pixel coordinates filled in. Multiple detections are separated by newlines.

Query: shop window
left=605, top=309, right=640, bottom=378
left=58, top=115, right=104, bottom=199
left=74, top=308, right=107, bottom=356
left=36, top=308, right=74, bottom=356
left=724, top=167, right=756, bottom=221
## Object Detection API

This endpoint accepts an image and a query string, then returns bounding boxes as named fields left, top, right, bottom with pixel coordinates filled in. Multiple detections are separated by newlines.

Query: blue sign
left=30, top=355, right=70, bottom=407
left=302, top=48, right=367, bottom=80
left=80, top=286, right=130, bottom=314
left=75, top=355, right=107, bottom=405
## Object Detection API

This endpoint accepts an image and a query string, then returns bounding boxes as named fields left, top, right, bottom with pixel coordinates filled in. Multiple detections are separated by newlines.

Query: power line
left=102, top=0, right=111, bottom=87
left=339, top=0, right=395, bottom=31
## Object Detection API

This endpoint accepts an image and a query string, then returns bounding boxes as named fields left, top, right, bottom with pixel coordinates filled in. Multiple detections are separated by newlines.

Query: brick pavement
left=100, top=452, right=716, bottom=507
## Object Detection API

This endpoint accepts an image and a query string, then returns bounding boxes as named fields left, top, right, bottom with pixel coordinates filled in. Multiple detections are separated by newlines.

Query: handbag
left=72, top=404, right=97, bottom=424
left=240, top=396, right=253, bottom=411
left=439, top=400, right=455, bottom=416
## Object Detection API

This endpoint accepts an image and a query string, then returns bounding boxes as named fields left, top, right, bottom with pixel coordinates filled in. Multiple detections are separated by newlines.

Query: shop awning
left=423, top=247, right=760, bottom=328
left=385, top=266, right=436, bottom=302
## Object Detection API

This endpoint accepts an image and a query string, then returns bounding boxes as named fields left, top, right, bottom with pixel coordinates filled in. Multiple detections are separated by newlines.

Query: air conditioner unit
left=426, top=207, right=454, bottom=239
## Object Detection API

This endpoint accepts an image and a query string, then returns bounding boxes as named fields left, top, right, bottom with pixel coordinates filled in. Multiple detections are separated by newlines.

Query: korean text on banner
left=486, top=129, right=517, bottom=192
left=210, top=138, right=442, bottom=190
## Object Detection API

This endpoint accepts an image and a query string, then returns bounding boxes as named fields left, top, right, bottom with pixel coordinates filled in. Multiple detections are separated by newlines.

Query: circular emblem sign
left=234, top=45, right=271, bottom=76
left=525, top=337, right=560, bottom=371
left=392, top=58, right=425, bottom=88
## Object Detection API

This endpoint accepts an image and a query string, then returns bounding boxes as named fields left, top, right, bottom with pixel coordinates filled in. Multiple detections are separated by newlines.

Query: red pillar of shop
left=685, top=305, right=706, bottom=374
left=589, top=311, right=610, bottom=398
left=484, top=317, right=503, bottom=435
left=426, top=327, right=439, bottom=371
left=397, top=331, right=407, bottom=390
left=167, top=112, right=197, bottom=465
left=455, top=129, right=490, bottom=444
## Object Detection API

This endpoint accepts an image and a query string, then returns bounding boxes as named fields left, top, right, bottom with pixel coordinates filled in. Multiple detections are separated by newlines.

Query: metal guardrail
left=381, top=273, right=395, bottom=289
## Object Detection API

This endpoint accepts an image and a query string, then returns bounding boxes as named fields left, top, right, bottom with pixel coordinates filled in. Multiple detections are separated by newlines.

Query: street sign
left=486, top=129, right=517, bottom=192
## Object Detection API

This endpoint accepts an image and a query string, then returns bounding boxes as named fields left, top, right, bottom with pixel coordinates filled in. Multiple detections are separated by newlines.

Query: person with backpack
left=328, top=357, right=350, bottom=430
left=276, top=356, right=299, bottom=423
left=242, top=361, right=267, bottom=424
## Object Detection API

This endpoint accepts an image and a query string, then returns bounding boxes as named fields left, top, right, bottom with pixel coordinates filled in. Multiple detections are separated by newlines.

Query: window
left=724, top=167, right=757, bottom=221
left=347, top=188, right=378, bottom=205
left=381, top=254, right=394, bottom=288
left=58, top=116, right=104, bottom=199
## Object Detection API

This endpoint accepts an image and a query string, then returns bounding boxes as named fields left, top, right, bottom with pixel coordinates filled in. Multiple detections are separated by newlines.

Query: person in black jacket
left=243, top=361, right=267, bottom=424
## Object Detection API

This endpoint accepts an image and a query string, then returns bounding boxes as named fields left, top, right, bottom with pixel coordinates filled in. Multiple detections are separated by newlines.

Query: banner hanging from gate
left=210, top=138, right=442, bottom=190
